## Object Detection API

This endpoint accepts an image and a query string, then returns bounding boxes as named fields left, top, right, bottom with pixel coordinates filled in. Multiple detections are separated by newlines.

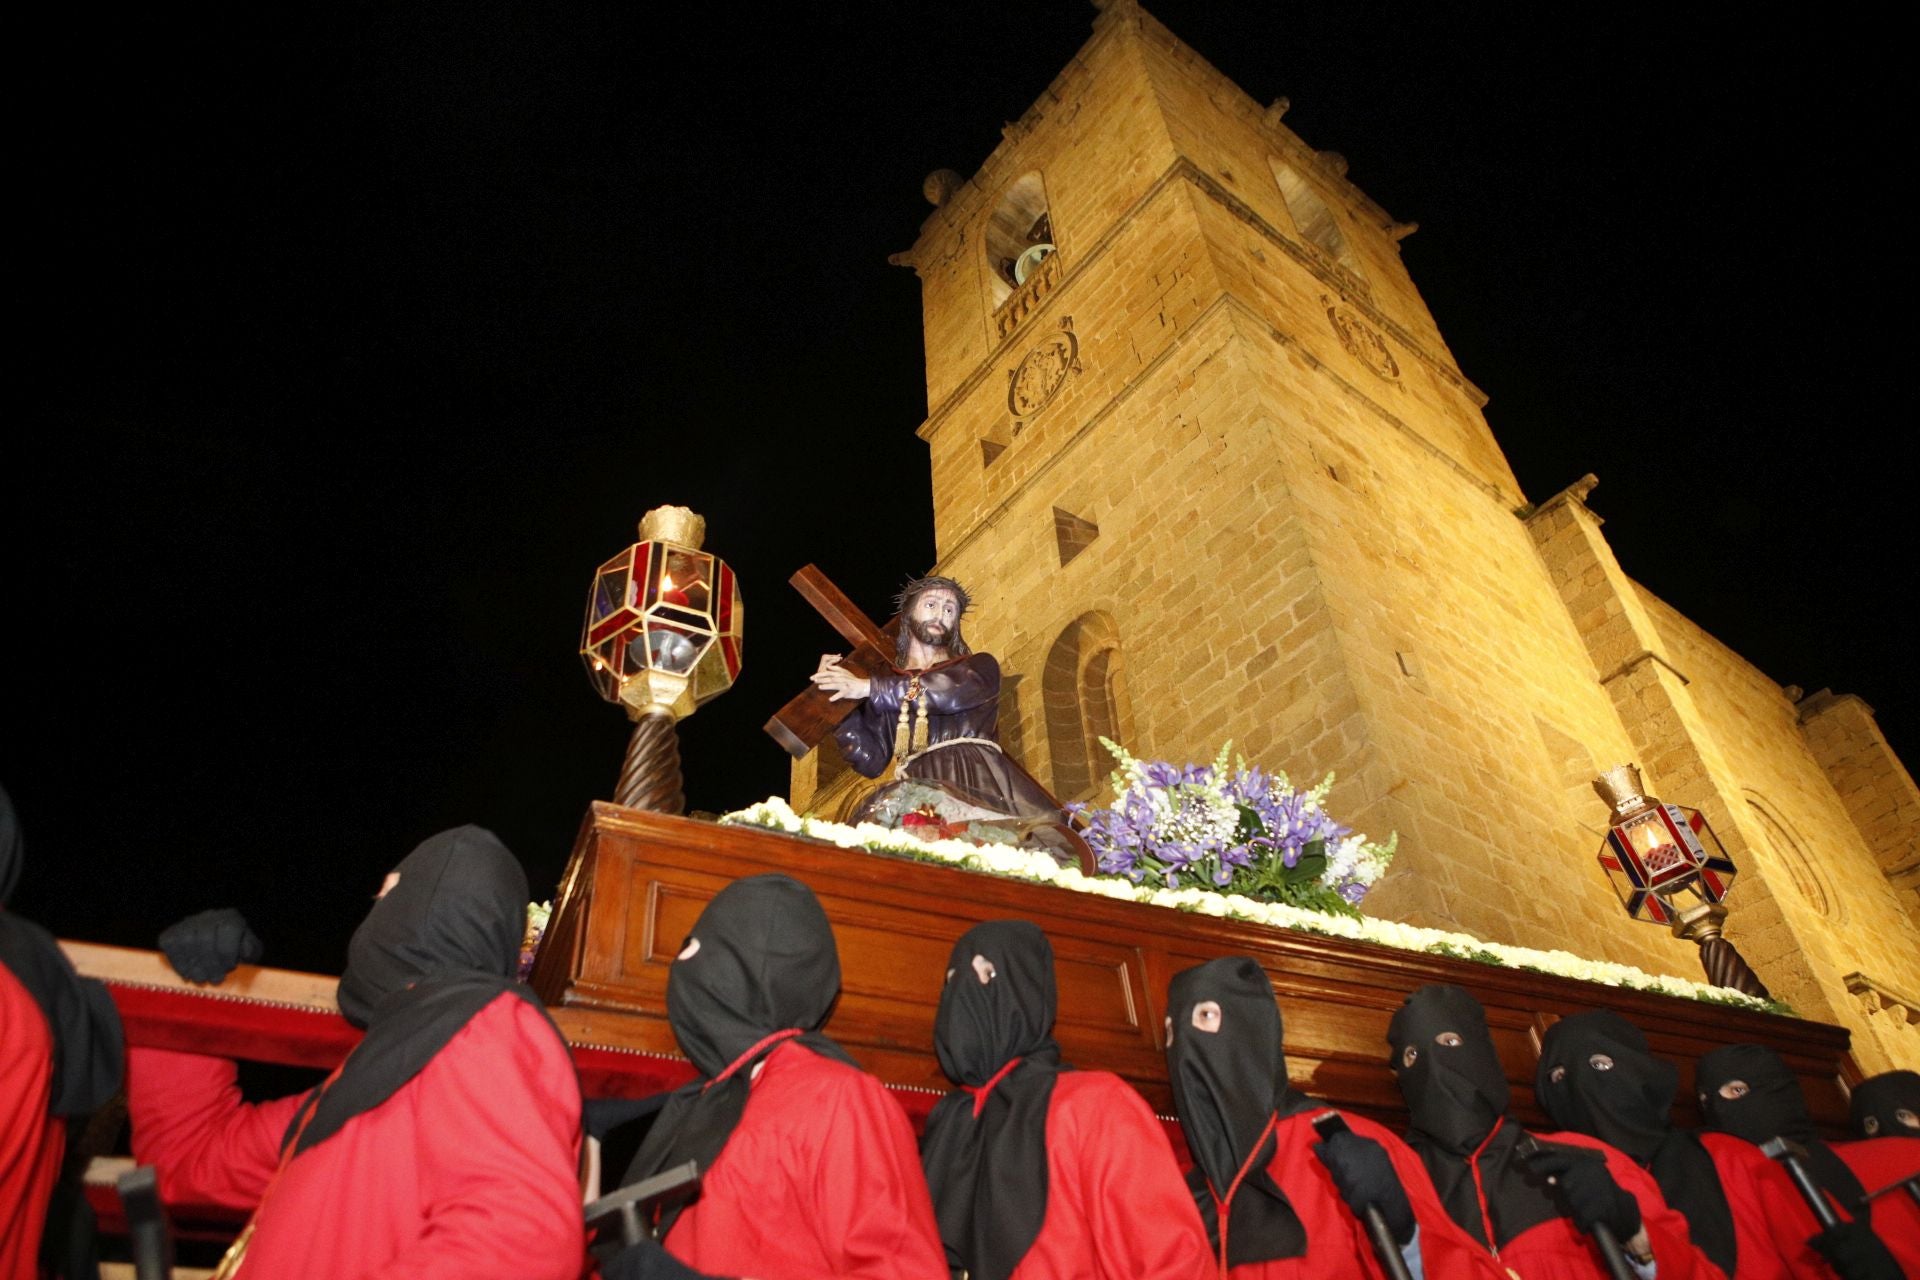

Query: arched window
left=1043, top=612, right=1133, bottom=803
left=985, top=171, right=1055, bottom=309
left=1744, top=791, right=1845, bottom=923
left=1270, top=159, right=1363, bottom=280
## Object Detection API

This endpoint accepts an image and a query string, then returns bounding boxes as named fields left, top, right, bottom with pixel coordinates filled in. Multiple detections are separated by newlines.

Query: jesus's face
left=906, top=587, right=960, bottom=650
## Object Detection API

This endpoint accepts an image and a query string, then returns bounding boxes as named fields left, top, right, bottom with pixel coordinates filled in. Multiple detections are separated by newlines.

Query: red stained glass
left=588, top=607, right=640, bottom=647
left=720, top=634, right=741, bottom=678
left=716, top=564, right=735, bottom=632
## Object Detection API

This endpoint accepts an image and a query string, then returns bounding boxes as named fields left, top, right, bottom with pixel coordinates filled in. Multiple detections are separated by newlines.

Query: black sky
left=7, top=2, right=1912, bottom=971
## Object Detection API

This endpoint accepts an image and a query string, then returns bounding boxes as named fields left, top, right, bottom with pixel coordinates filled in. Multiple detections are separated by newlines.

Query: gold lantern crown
left=638, top=505, right=705, bottom=550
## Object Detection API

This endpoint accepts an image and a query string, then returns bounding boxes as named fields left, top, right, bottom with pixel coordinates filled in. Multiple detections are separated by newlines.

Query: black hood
left=1536, top=1010, right=1674, bottom=1163
left=664, top=872, right=841, bottom=1077
left=1850, top=1069, right=1920, bottom=1140
left=1540, top=1011, right=1738, bottom=1275
left=921, top=920, right=1066, bottom=1280
left=1389, top=983, right=1510, bottom=1154
left=0, top=782, right=125, bottom=1117
left=1698, top=1043, right=1866, bottom=1209
left=623, top=874, right=856, bottom=1237
left=1, top=780, right=21, bottom=906
left=1166, top=956, right=1309, bottom=1265
left=292, top=825, right=557, bottom=1157
left=336, top=825, right=527, bottom=1028
left=932, top=919, right=1056, bottom=1085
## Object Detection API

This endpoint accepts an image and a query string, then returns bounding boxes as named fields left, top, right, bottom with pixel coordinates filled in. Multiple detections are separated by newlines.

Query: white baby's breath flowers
left=718, top=798, right=1776, bottom=1013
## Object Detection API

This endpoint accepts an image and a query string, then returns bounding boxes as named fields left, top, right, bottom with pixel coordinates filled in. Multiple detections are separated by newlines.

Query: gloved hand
left=1525, top=1142, right=1640, bottom=1241
left=601, top=1238, right=729, bottom=1280
left=158, top=908, right=263, bottom=984
left=1313, top=1128, right=1417, bottom=1243
left=1809, top=1219, right=1903, bottom=1280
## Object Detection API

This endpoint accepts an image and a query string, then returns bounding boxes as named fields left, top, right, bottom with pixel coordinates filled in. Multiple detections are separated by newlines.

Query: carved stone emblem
left=1323, top=296, right=1400, bottom=381
left=1007, top=317, right=1080, bottom=417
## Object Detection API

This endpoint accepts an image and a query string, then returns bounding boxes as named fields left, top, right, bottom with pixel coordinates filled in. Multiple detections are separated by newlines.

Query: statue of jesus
left=809, top=575, right=1088, bottom=869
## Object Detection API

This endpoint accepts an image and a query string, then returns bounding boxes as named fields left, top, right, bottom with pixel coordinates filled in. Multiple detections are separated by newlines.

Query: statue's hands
left=810, top=655, right=870, bottom=702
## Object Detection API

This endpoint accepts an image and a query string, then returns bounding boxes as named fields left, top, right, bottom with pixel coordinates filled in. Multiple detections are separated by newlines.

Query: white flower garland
left=718, top=797, right=1782, bottom=1014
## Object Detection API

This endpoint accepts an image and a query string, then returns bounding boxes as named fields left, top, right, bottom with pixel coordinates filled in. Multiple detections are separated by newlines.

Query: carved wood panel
left=532, top=805, right=1859, bottom=1128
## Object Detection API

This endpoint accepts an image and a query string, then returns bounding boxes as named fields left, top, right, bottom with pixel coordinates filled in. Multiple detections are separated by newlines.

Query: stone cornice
left=931, top=291, right=1518, bottom=572
left=1845, top=971, right=1920, bottom=1025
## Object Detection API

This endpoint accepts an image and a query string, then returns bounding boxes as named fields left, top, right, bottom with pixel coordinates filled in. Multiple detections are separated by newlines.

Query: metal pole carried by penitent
left=1515, top=1135, right=1635, bottom=1280
left=1310, top=1111, right=1416, bottom=1280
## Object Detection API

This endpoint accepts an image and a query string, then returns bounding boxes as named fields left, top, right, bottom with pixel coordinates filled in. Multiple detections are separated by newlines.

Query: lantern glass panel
left=591, top=571, right=631, bottom=622
left=659, top=549, right=712, bottom=614
left=620, top=631, right=651, bottom=676
left=645, top=621, right=710, bottom=674
left=1617, top=810, right=1690, bottom=886
left=650, top=603, right=712, bottom=632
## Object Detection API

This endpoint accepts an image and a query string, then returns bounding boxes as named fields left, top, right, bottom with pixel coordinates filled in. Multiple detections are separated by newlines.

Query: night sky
left=8, top=3, right=1912, bottom=972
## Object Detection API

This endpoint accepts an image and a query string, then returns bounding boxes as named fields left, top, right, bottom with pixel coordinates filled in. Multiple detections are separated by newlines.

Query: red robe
left=1833, top=1136, right=1920, bottom=1279
left=1, top=965, right=61, bottom=1280
left=1441, top=1127, right=1722, bottom=1280
left=1003, top=1071, right=1211, bottom=1280
left=1696, top=1131, right=1835, bottom=1280
left=128, top=992, right=584, bottom=1280
left=660, top=1039, right=947, bottom=1280
left=1221, top=1112, right=1508, bottom=1280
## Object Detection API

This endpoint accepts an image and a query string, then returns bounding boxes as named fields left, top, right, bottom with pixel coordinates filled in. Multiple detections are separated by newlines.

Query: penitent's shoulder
left=1047, top=1070, right=1159, bottom=1128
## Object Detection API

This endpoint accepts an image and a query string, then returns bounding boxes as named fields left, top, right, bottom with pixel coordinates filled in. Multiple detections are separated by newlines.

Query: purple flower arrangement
left=1068, top=740, right=1395, bottom=918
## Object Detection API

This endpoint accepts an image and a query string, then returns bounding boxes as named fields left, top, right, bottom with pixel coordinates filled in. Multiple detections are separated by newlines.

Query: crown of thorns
left=895, top=574, right=972, bottom=615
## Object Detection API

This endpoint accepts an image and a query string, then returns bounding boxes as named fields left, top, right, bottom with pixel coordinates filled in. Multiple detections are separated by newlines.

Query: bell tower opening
left=1270, top=158, right=1363, bottom=281
left=985, top=171, right=1056, bottom=309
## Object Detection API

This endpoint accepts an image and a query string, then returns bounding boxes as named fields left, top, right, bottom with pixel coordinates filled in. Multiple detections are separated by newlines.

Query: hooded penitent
left=1166, top=956, right=1314, bottom=1265
left=291, top=824, right=543, bottom=1155
left=622, top=874, right=855, bottom=1233
left=1537, top=1010, right=1737, bottom=1275
left=1697, top=1043, right=1868, bottom=1210
left=1389, top=983, right=1561, bottom=1250
left=0, top=782, right=123, bottom=1117
left=920, top=920, right=1066, bottom=1280
left=1850, top=1069, right=1920, bottom=1140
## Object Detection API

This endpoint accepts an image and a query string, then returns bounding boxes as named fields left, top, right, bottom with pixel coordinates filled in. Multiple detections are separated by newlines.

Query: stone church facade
left=792, top=1, right=1920, bottom=1072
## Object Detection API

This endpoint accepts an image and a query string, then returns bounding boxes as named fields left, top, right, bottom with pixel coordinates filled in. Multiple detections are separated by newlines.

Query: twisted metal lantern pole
left=614, top=710, right=685, bottom=814
left=579, top=505, right=744, bottom=815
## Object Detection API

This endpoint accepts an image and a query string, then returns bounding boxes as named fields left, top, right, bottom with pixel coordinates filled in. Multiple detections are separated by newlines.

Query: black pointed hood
left=1, top=780, right=21, bottom=906
left=623, top=874, right=856, bottom=1236
left=292, top=825, right=556, bottom=1156
left=1539, top=1011, right=1737, bottom=1275
left=1536, top=1010, right=1674, bottom=1163
left=1388, top=983, right=1561, bottom=1250
left=336, top=825, right=527, bottom=1027
left=1166, top=956, right=1310, bottom=1265
left=663, top=872, right=842, bottom=1077
left=0, top=782, right=125, bottom=1117
left=1697, top=1043, right=1866, bottom=1209
left=1388, top=983, right=1510, bottom=1154
left=1850, top=1069, right=1920, bottom=1139
left=921, top=920, right=1067, bottom=1280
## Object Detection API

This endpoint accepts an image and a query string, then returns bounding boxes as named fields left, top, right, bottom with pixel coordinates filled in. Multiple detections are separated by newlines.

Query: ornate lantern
left=581, top=505, right=743, bottom=812
left=1593, top=764, right=1768, bottom=998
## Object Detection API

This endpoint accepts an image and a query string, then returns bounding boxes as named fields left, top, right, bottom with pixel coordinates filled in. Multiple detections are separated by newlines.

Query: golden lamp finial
left=638, top=505, right=705, bottom=550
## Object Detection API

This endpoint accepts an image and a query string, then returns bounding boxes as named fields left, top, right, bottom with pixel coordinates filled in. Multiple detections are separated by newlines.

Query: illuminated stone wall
left=812, top=0, right=1919, bottom=1069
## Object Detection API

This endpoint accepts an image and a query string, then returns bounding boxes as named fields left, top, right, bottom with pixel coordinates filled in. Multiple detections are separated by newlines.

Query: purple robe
left=834, top=653, right=1086, bottom=867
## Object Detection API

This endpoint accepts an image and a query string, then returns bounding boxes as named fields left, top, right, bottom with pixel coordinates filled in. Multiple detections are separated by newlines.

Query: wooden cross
left=762, top=564, right=900, bottom=758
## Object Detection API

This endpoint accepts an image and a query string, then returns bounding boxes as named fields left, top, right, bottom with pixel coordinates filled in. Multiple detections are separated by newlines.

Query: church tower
left=864, top=1, right=1920, bottom=1069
